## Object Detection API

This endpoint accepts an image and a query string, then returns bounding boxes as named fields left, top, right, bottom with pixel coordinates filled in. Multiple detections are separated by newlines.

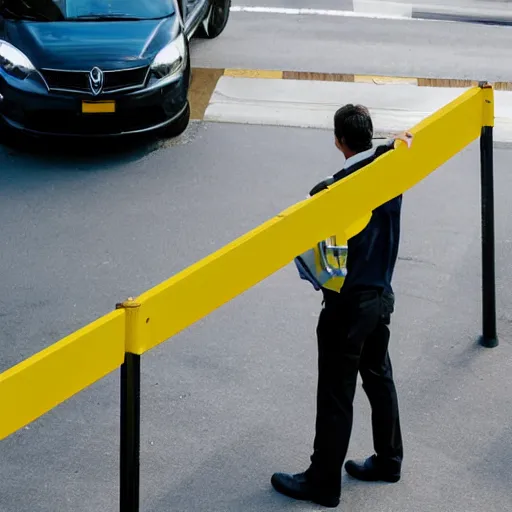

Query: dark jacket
left=313, top=142, right=402, bottom=298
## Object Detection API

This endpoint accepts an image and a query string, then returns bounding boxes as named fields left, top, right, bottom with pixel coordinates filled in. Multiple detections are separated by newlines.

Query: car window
left=1, top=0, right=176, bottom=21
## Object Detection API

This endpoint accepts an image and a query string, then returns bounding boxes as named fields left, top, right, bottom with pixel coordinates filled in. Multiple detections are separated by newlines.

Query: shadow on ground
left=0, top=121, right=202, bottom=176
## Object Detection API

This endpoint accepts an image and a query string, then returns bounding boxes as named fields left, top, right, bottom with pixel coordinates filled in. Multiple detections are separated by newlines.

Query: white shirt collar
left=343, top=146, right=379, bottom=170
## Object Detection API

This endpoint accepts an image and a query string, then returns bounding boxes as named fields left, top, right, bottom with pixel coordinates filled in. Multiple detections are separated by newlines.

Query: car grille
left=39, top=66, right=149, bottom=94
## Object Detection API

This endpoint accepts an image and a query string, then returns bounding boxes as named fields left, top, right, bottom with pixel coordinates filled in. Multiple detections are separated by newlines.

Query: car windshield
left=0, top=0, right=175, bottom=21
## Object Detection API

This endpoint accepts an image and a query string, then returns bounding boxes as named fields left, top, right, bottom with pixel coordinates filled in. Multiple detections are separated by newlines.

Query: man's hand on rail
left=394, top=131, right=413, bottom=148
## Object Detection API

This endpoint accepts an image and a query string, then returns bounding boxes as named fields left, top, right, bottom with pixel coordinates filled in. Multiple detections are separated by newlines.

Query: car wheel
left=0, top=118, right=15, bottom=146
left=196, top=0, right=231, bottom=39
left=160, top=102, right=191, bottom=139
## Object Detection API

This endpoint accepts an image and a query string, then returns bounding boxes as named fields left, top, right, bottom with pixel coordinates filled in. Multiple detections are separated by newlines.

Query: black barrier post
left=479, top=83, right=498, bottom=348
left=120, top=352, right=141, bottom=512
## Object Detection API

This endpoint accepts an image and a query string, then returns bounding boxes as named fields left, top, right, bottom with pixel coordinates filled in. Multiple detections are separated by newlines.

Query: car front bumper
left=0, top=71, right=189, bottom=137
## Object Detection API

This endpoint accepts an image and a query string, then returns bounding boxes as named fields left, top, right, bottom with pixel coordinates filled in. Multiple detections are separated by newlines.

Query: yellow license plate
left=82, top=100, right=116, bottom=114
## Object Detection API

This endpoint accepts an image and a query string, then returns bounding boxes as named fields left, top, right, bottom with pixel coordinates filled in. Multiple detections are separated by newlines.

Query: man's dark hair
left=334, top=104, right=373, bottom=153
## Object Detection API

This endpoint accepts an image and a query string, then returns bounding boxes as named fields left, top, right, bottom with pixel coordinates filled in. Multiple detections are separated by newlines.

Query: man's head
left=334, top=104, right=373, bottom=158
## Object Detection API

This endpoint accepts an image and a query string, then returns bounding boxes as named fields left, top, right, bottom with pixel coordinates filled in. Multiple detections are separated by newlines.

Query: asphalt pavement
left=2, top=5, right=512, bottom=512
left=1, top=122, right=512, bottom=512
left=191, top=3, right=512, bottom=80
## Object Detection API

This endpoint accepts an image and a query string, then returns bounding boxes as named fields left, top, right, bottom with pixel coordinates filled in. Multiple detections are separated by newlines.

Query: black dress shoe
left=271, top=472, right=340, bottom=508
left=345, top=455, right=400, bottom=483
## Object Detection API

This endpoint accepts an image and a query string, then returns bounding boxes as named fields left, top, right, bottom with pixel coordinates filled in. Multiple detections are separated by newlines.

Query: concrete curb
left=414, top=10, right=512, bottom=25
left=192, top=67, right=512, bottom=90
left=410, top=3, right=512, bottom=26
left=189, top=67, right=512, bottom=120
left=199, top=75, right=512, bottom=143
left=188, top=67, right=512, bottom=143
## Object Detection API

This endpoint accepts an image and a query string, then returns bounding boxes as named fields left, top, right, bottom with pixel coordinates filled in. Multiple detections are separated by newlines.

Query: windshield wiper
left=67, top=14, right=145, bottom=21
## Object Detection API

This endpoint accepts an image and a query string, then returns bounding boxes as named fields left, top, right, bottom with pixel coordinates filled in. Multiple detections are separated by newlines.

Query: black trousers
left=306, top=287, right=403, bottom=494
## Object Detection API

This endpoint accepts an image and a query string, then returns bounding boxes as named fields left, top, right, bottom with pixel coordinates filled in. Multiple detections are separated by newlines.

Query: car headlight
left=150, top=33, right=187, bottom=84
left=0, top=41, right=37, bottom=80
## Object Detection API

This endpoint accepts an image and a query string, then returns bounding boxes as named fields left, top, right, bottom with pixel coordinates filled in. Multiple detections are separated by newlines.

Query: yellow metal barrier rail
left=0, top=85, right=497, bottom=512
left=0, top=310, right=125, bottom=440
left=126, top=86, right=492, bottom=355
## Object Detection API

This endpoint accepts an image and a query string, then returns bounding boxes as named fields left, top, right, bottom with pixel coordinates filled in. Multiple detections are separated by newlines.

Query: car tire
left=160, top=102, right=191, bottom=139
left=0, top=118, right=15, bottom=146
left=196, top=0, right=231, bottom=39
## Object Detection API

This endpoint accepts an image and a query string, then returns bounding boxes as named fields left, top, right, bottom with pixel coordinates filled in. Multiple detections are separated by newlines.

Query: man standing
left=271, top=105, right=410, bottom=508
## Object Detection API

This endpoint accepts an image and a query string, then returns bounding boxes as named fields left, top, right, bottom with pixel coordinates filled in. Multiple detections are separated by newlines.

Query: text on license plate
left=82, top=101, right=116, bottom=114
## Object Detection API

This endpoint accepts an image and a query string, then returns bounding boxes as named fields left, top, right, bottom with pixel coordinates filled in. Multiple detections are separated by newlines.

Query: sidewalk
left=204, top=77, right=512, bottom=142
left=355, top=0, right=512, bottom=23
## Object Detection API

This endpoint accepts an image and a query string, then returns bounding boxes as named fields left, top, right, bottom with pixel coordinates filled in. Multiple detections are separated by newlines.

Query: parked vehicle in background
left=0, top=0, right=231, bottom=138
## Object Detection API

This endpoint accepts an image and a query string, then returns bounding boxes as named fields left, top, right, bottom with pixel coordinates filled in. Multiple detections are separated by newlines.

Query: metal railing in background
left=0, top=83, right=497, bottom=512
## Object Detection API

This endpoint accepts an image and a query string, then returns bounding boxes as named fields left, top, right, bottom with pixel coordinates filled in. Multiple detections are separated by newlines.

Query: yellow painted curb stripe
left=224, top=68, right=283, bottom=79
left=189, top=67, right=224, bottom=120
left=354, top=75, right=418, bottom=85
left=192, top=68, right=510, bottom=87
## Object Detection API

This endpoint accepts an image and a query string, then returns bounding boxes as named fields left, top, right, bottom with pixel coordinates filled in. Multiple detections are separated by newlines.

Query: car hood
left=5, top=17, right=179, bottom=70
